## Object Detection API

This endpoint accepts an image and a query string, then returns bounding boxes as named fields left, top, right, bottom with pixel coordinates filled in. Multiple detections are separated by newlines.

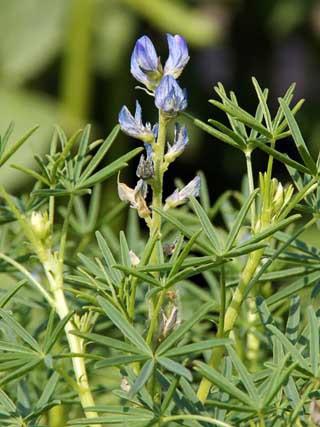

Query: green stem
left=197, top=248, right=263, bottom=402
left=245, top=150, right=255, bottom=229
left=59, top=196, right=73, bottom=262
left=41, top=250, right=101, bottom=425
left=150, top=112, right=168, bottom=239
left=217, top=264, right=226, bottom=337
left=146, top=112, right=168, bottom=344
left=259, top=413, right=266, bottom=427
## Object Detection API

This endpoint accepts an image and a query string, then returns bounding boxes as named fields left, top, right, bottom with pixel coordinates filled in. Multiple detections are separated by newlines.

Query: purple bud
left=164, top=34, right=190, bottom=79
left=155, top=76, right=187, bottom=115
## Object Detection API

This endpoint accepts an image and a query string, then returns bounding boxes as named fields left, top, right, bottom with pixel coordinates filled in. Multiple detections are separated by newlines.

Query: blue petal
left=155, top=76, right=188, bottom=114
left=130, top=36, right=160, bottom=88
left=135, top=36, right=158, bottom=71
left=164, top=34, right=189, bottom=78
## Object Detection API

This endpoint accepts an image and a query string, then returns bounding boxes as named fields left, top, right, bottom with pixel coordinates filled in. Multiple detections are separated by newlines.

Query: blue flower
left=164, top=34, right=189, bottom=79
left=155, top=75, right=187, bottom=115
left=130, top=36, right=162, bottom=90
left=165, top=123, right=189, bottom=163
left=164, top=176, right=201, bottom=210
left=118, top=101, right=154, bottom=143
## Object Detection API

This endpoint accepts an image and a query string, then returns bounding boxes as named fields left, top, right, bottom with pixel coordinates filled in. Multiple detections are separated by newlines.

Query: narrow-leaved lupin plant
left=0, top=34, right=319, bottom=427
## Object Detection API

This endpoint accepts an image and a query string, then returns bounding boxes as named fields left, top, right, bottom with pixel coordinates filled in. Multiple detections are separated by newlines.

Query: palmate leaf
left=279, top=98, right=317, bottom=174
left=97, top=296, right=152, bottom=356
left=153, top=207, right=213, bottom=254
left=194, top=361, right=257, bottom=409
left=227, top=345, right=259, bottom=401
left=96, top=231, right=122, bottom=285
left=260, top=355, right=295, bottom=408
left=266, top=271, right=320, bottom=306
left=95, top=354, right=149, bottom=369
left=34, top=372, right=60, bottom=411
left=78, top=146, right=143, bottom=189
left=211, top=90, right=272, bottom=139
left=187, top=115, right=245, bottom=151
left=129, top=359, right=155, bottom=398
left=251, top=77, right=273, bottom=132
left=71, top=331, right=141, bottom=354
left=266, top=325, right=311, bottom=373
left=0, top=358, right=41, bottom=386
left=286, top=296, right=300, bottom=344
left=43, top=311, right=74, bottom=353
left=250, top=139, right=309, bottom=175
left=0, top=308, right=41, bottom=353
left=224, top=189, right=258, bottom=251
left=67, top=414, right=154, bottom=425
left=189, top=197, right=221, bottom=255
left=163, top=338, right=230, bottom=358
left=156, top=301, right=215, bottom=356
left=157, top=357, right=192, bottom=381
left=307, top=305, right=319, bottom=377
left=79, top=125, right=120, bottom=182
left=0, top=280, right=25, bottom=308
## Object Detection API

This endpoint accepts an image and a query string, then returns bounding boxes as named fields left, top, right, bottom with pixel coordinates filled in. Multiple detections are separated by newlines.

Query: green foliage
left=0, top=75, right=320, bottom=427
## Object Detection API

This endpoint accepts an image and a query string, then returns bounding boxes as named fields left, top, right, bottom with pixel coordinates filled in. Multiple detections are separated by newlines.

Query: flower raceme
left=118, top=33, right=199, bottom=220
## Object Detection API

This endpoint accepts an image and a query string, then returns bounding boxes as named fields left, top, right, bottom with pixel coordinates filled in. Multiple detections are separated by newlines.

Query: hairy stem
left=197, top=248, right=263, bottom=402
left=41, top=249, right=100, bottom=424
left=150, top=112, right=168, bottom=239
left=146, top=112, right=168, bottom=345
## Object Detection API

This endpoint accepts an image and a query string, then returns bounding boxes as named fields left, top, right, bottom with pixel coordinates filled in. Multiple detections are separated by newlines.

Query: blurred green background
left=1, top=0, right=320, bottom=197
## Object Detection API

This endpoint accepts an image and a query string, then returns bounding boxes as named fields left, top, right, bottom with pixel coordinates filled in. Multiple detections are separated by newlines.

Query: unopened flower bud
left=30, top=211, right=50, bottom=240
left=273, top=181, right=284, bottom=213
left=129, top=250, right=140, bottom=266
left=120, top=377, right=131, bottom=393
left=136, top=154, right=154, bottom=180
